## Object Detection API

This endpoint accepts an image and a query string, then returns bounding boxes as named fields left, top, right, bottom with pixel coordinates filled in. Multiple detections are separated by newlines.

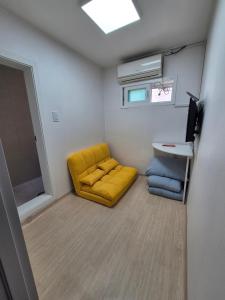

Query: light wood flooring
left=23, top=176, right=186, bottom=300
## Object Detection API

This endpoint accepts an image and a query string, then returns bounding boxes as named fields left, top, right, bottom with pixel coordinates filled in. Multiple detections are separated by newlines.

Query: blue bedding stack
left=145, top=157, right=186, bottom=201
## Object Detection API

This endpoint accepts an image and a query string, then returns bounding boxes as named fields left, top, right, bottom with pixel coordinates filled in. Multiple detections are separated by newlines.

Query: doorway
left=0, top=64, right=44, bottom=207
left=0, top=50, right=53, bottom=222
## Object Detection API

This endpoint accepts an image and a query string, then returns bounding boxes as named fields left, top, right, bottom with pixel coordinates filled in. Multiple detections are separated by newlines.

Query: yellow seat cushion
left=82, top=166, right=137, bottom=201
left=98, top=158, right=119, bottom=173
left=67, top=143, right=137, bottom=207
left=80, top=169, right=105, bottom=186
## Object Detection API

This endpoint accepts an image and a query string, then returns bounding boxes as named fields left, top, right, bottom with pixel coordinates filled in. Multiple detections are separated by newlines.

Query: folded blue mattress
left=147, top=175, right=183, bottom=193
left=148, top=187, right=183, bottom=201
left=145, top=157, right=186, bottom=181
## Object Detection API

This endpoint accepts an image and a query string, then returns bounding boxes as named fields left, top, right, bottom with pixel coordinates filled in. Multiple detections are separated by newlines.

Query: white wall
left=187, top=1, right=225, bottom=299
left=103, top=45, right=205, bottom=173
left=0, top=7, right=104, bottom=199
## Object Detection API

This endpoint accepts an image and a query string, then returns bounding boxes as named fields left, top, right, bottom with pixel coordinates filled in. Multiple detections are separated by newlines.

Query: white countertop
left=152, top=142, right=193, bottom=158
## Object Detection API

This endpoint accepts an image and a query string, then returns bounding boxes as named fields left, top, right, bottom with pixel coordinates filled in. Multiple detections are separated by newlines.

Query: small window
left=122, top=78, right=176, bottom=108
left=123, top=84, right=150, bottom=107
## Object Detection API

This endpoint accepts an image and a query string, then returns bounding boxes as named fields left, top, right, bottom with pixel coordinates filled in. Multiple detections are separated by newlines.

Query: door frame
left=0, top=48, right=54, bottom=221
left=0, top=141, right=39, bottom=299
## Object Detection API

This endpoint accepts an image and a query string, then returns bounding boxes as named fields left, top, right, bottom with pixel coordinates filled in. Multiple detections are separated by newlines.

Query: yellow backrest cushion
left=80, top=169, right=105, bottom=186
left=98, top=158, right=119, bottom=173
left=67, top=143, right=110, bottom=192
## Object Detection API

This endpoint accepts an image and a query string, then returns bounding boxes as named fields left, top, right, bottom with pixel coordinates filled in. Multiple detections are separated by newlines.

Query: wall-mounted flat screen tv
left=186, top=92, right=204, bottom=142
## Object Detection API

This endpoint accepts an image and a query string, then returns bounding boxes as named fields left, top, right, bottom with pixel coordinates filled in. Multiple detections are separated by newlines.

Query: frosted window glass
left=128, top=88, right=147, bottom=102
left=151, top=87, right=173, bottom=103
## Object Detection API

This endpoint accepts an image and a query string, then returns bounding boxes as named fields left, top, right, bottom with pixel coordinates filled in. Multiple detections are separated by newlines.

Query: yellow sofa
left=67, top=143, right=137, bottom=207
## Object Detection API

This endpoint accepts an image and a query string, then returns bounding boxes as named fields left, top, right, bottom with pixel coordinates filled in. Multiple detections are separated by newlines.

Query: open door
left=0, top=140, right=38, bottom=299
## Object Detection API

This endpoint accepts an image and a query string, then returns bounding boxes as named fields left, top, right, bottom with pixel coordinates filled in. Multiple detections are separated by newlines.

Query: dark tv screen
left=186, top=97, right=198, bottom=142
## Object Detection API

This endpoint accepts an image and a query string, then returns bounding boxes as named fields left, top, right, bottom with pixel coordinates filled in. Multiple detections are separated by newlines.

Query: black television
left=186, top=92, right=204, bottom=142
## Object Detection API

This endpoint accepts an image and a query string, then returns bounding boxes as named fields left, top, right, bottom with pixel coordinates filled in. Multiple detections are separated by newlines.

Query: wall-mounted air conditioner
left=117, top=54, right=163, bottom=85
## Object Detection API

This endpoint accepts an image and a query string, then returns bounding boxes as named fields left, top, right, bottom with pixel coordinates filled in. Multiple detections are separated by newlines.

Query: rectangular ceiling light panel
left=81, top=0, right=140, bottom=34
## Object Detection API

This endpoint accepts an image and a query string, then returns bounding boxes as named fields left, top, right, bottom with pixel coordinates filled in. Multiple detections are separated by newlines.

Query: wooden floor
left=23, top=176, right=186, bottom=300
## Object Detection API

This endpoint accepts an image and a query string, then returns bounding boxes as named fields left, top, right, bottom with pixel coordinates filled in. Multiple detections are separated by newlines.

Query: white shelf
left=152, top=142, right=193, bottom=204
left=152, top=142, right=193, bottom=158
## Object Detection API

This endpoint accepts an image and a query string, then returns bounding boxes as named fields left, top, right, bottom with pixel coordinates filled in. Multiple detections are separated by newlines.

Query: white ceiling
left=0, top=0, right=215, bottom=67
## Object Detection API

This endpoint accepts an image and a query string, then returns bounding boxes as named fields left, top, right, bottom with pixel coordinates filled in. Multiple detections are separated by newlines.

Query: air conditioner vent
left=117, top=54, right=163, bottom=85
